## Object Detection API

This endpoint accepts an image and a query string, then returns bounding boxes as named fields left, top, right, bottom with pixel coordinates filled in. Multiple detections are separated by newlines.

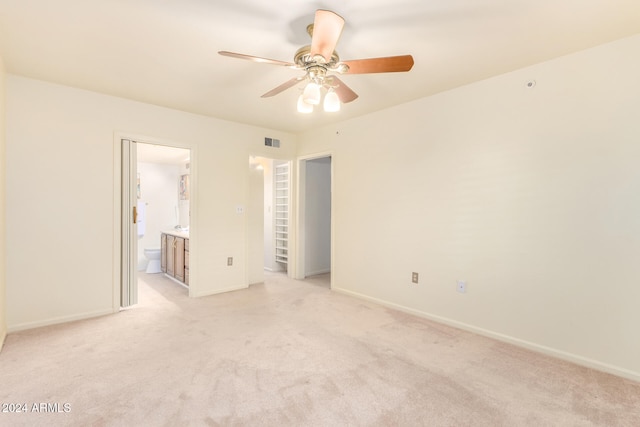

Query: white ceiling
left=1, top=1, right=639, bottom=133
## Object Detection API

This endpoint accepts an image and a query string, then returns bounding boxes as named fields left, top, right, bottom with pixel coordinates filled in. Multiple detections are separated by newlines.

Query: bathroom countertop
left=163, top=229, right=189, bottom=239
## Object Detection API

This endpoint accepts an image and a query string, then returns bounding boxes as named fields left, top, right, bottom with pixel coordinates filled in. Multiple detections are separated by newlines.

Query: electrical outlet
left=456, top=280, right=467, bottom=293
left=412, top=272, right=419, bottom=284
left=227, top=257, right=233, bottom=266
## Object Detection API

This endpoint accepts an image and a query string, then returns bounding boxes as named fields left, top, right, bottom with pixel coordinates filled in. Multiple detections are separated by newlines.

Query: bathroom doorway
left=121, top=138, right=193, bottom=308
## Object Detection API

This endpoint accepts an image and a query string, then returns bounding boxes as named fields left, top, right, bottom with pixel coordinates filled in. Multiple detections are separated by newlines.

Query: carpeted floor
left=1, top=271, right=639, bottom=426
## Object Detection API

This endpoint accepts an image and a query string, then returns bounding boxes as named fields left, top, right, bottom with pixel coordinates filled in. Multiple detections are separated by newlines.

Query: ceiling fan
left=218, top=9, right=414, bottom=113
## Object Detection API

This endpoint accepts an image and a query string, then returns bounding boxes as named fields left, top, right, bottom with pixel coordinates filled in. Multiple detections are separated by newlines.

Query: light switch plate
left=456, top=280, right=467, bottom=293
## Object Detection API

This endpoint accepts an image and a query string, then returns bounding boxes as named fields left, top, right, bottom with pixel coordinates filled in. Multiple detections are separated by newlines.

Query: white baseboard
left=190, top=284, right=247, bottom=298
left=333, top=287, right=640, bottom=383
left=0, top=328, right=6, bottom=352
left=7, top=308, right=116, bottom=333
left=305, top=268, right=331, bottom=277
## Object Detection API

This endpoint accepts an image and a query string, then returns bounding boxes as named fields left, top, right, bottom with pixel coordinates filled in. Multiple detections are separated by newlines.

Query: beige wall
left=5, top=76, right=296, bottom=330
left=0, top=55, right=6, bottom=349
left=247, top=159, right=265, bottom=285
left=297, top=35, right=640, bottom=380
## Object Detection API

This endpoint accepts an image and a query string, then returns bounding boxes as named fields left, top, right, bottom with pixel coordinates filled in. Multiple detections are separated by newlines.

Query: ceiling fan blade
left=218, top=51, right=296, bottom=68
left=341, top=55, right=414, bottom=74
left=327, top=76, right=358, bottom=103
left=309, top=10, right=345, bottom=62
left=261, top=76, right=305, bottom=98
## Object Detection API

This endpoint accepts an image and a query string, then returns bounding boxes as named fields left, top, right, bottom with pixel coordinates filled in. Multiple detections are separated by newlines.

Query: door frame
left=120, top=138, right=138, bottom=307
left=113, top=133, right=197, bottom=310
left=294, top=151, right=334, bottom=286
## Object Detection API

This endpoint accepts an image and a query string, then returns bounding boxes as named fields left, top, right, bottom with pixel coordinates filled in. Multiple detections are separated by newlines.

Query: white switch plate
left=456, top=280, right=467, bottom=293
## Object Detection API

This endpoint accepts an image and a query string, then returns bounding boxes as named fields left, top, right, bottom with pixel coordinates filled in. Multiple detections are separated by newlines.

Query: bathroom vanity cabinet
left=161, top=232, right=189, bottom=286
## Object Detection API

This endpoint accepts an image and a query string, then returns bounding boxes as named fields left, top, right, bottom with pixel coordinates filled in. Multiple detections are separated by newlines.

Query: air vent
left=265, top=137, right=280, bottom=148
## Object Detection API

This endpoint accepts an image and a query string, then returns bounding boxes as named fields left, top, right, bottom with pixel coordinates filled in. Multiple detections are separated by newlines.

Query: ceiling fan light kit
left=323, top=89, right=341, bottom=112
left=298, top=80, right=341, bottom=113
left=297, top=94, right=314, bottom=113
left=219, top=9, right=414, bottom=114
left=302, top=81, right=321, bottom=105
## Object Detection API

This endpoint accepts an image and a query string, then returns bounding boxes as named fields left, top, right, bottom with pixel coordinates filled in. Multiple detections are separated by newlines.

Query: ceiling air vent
left=265, top=137, right=280, bottom=148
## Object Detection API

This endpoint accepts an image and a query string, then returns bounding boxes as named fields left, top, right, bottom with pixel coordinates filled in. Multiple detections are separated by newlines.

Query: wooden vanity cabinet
left=161, top=233, right=167, bottom=273
left=184, top=238, right=190, bottom=286
left=161, top=232, right=188, bottom=286
left=174, top=237, right=185, bottom=283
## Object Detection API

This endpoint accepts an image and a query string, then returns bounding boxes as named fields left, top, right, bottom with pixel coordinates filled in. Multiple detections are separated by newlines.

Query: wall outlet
left=456, top=280, right=467, bottom=293
left=412, top=272, right=419, bottom=284
left=227, top=257, right=233, bottom=266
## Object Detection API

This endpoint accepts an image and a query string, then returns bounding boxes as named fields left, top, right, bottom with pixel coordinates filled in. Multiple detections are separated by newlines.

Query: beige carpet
left=1, top=271, right=639, bottom=426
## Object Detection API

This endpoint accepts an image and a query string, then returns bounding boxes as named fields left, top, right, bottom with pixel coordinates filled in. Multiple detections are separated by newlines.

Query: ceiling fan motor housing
left=295, top=46, right=341, bottom=69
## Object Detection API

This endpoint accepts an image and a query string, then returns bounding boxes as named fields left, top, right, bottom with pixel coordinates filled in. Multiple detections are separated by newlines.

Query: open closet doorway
left=297, top=154, right=332, bottom=285
left=248, top=156, right=292, bottom=285
left=121, top=139, right=192, bottom=308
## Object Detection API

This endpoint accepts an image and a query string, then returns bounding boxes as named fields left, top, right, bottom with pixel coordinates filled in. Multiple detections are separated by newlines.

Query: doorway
left=120, top=138, right=192, bottom=307
left=297, top=154, right=332, bottom=283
